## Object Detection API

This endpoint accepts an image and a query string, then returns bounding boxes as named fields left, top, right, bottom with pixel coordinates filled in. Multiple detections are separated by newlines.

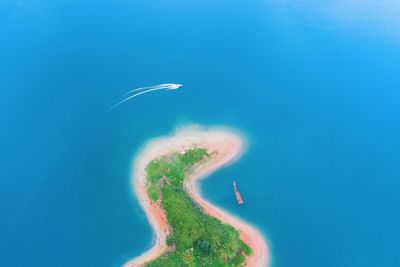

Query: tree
left=194, top=239, right=213, bottom=256
left=166, top=235, right=176, bottom=246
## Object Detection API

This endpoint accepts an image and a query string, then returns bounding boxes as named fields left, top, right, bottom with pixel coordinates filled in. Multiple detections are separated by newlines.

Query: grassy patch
left=144, top=147, right=252, bottom=266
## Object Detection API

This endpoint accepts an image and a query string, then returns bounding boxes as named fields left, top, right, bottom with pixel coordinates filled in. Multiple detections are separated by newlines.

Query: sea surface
left=1, top=1, right=400, bottom=266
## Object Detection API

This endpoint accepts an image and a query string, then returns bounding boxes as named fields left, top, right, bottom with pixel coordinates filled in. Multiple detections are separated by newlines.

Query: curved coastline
left=124, top=126, right=270, bottom=267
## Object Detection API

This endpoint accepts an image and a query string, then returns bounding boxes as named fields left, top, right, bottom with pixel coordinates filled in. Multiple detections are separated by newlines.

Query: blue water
left=1, top=1, right=400, bottom=266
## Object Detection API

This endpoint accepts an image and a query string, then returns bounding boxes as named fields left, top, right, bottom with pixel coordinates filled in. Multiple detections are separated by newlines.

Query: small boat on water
left=233, top=181, right=244, bottom=205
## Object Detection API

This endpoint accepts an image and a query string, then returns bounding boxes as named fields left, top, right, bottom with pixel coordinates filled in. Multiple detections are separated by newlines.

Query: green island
left=145, top=147, right=252, bottom=267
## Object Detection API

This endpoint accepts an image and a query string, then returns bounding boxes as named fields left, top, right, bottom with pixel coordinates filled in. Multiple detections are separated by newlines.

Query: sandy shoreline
left=124, top=126, right=270, bottom=267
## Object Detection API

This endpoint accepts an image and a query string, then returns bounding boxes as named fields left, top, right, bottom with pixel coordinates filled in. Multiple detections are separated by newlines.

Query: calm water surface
left=1, top=1, right=399, bottom=266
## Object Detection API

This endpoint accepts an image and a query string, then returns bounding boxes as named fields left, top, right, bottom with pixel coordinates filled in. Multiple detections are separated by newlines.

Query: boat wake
left=109, top=83, right=183, bottom=111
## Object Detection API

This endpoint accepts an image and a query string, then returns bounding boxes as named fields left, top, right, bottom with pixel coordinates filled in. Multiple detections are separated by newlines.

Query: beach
left=124, top=126, right=270, bottom=267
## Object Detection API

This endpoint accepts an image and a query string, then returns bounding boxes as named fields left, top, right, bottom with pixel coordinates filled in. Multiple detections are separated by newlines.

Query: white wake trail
left=123, top=83, right=181, bottom=96
left=122, top=85, right=157, bottom=96
left=109, top=83, right=182, bottom=111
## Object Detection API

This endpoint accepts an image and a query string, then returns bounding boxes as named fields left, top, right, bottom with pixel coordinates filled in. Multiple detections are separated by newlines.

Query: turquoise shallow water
left=1, top=1, right=400, bottom=266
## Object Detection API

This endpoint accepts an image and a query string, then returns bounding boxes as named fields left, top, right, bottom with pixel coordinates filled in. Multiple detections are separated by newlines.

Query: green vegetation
left=145, top=148, right=252, bottom=267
